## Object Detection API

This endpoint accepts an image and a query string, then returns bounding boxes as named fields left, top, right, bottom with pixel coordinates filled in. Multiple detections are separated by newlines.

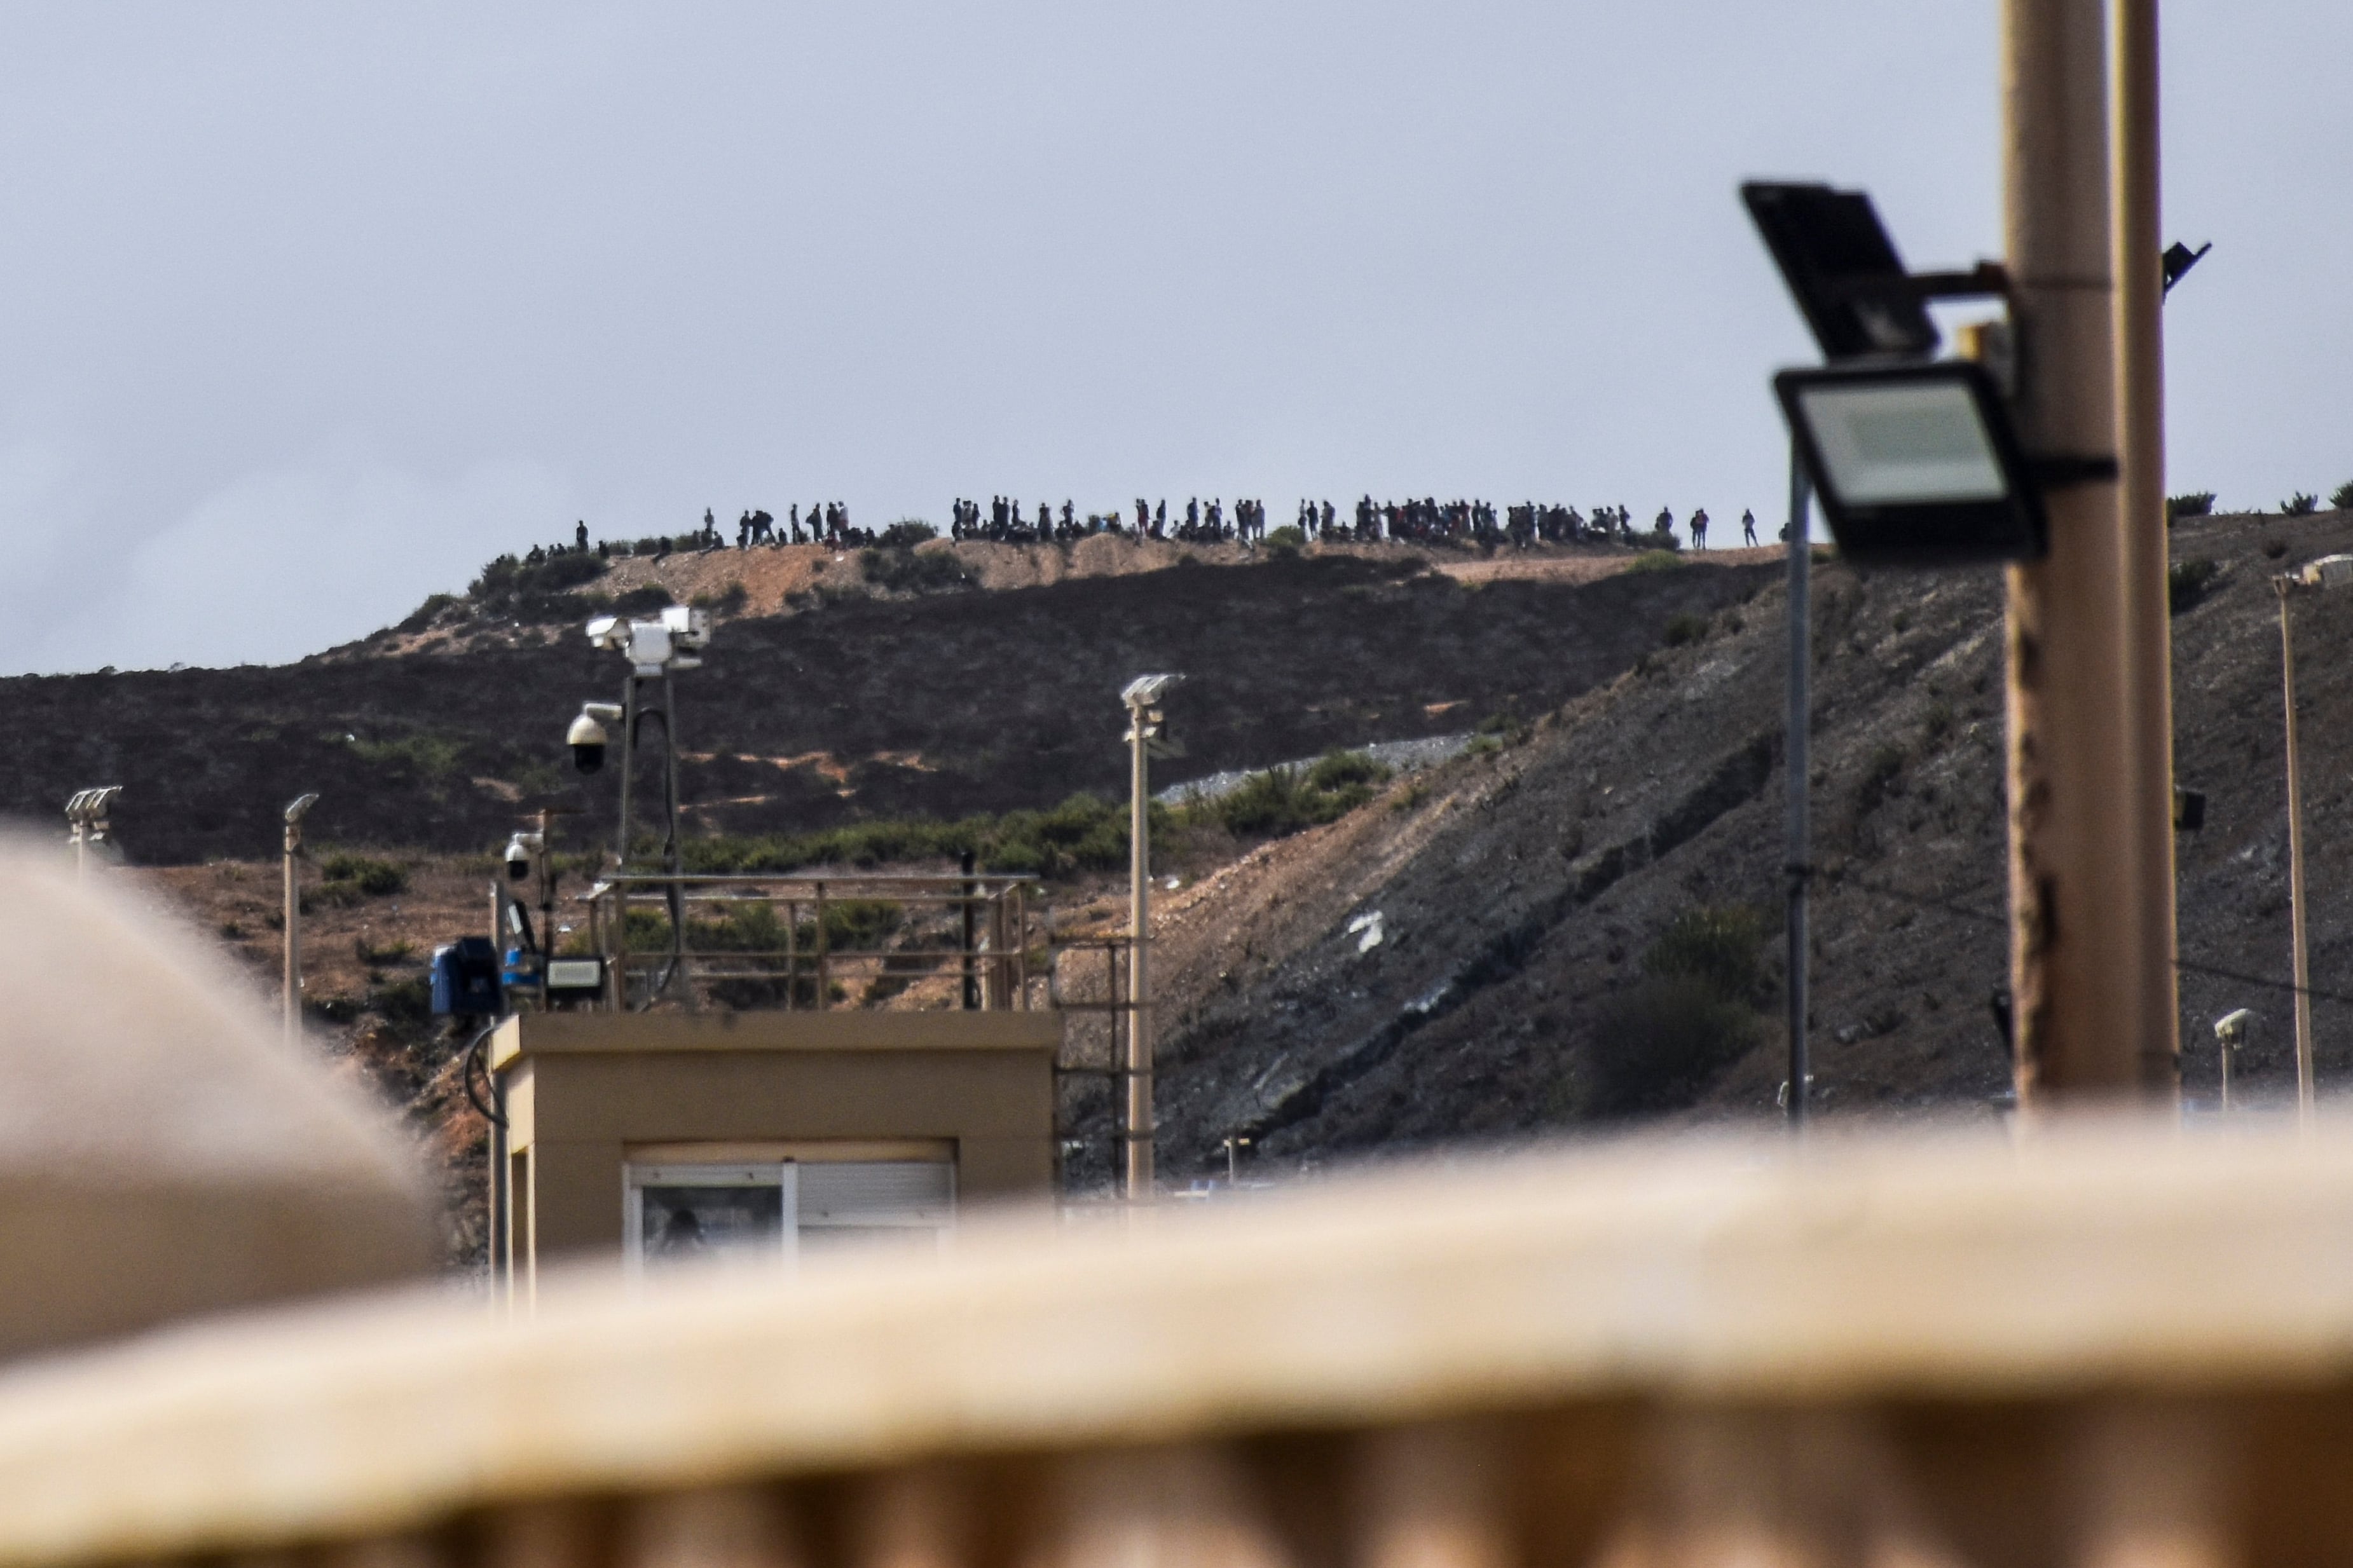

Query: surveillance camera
left=504, top=833, right=537, bottom=882
left=661, top=603, right=711, bottom=650
left=2214, top=1009, right=2255, bottom=1049
left=566, top=709, right=609, bottom=774
left=566, top=702, right=622, bottom=773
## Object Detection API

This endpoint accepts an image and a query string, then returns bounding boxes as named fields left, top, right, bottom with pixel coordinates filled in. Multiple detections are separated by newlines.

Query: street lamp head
left=1741, top=181, right=1941, bottom=363
left=2287, top=554, right=2353, bottom=592
left=64, top=786, right=121, bottom=828
left=2214, top=1008, right=2254, bottom=1049
left=1122, top=673, right=1183, bottom=709
left=1774, top=360, right=2047, bottom=566
left=284, top=791, right=320, bottom=827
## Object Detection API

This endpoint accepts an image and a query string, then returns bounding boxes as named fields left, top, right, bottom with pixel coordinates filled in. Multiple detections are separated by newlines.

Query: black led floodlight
left=1774, top=359, right=2047, bottom=566
left=1741, top=181, right=1940, bottom=362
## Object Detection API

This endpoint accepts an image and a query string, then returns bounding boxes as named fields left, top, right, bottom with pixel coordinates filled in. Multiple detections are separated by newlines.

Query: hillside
left=58, top=509, right=2353, bottom=1244
left=1098, top=507, right=2353, bottom=1183
left=3, top=540, right=1774, bottom=864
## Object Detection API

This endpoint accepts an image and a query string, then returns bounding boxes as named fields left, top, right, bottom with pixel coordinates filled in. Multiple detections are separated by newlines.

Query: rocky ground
left=1123, top=507, right=2353, bottom=1184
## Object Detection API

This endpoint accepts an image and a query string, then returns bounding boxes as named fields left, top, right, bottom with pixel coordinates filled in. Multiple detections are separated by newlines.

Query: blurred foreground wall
left=0, top=840, right=436, bottom=1361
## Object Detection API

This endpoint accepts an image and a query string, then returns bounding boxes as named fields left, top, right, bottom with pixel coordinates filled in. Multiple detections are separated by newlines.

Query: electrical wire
left=460, top=1020, right=505, bottom=1128
left=1835, top=873, right=2353, bottom=1007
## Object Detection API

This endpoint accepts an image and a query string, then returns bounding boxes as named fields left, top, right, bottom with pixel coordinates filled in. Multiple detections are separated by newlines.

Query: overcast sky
left=0, top=3, right=2341, bottom=674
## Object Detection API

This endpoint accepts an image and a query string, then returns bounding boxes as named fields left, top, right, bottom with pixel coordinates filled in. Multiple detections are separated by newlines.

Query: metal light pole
left=2001, top=0, right=2178, bottom=1104
left=1783, top=449, right=1812, bottom=1129
left=2267, top=560, right=2353, bottom=1128
left=2214, top=1010, right=2252, bottom=1118
left=1120, top=673, right=1181, bottom=1204
left=283, top=793, right=320, bottom=1046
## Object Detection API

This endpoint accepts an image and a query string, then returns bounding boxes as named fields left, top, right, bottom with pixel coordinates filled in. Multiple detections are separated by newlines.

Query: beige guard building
left=491, top=1009, right=1059, bottom=1296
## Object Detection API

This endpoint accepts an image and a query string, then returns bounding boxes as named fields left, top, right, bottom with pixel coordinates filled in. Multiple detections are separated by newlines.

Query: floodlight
left=1121, top=674, right=1183, bottom=708
left=1774, top=360, right=2047, bottom=566
left=2290, top=554, right=2353, bottom=591
left=660, top=604, right=711, bottom=649
left=1741, top=182, right=1940, bottom=362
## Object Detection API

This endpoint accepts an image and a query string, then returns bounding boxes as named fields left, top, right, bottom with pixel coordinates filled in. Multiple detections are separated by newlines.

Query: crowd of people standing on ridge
left=521, top=493, right=1766, bottom=566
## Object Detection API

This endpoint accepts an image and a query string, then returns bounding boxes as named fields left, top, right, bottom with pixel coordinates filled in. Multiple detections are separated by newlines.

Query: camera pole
left=282, top=793, right=320, bottom=1047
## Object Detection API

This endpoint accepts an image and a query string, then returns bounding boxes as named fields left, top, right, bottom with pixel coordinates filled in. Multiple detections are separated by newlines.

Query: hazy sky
left=0, top=3, right=2341, bottom=674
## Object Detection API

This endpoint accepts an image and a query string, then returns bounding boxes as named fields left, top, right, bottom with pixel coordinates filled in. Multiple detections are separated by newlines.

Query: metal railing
left=583, top=871, right=1042, bottom=1013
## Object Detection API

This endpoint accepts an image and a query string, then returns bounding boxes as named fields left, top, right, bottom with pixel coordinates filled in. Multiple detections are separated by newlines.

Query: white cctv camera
left=504, top=831, right=541, bottom=882
left=568, top=702, right=622, bottom=774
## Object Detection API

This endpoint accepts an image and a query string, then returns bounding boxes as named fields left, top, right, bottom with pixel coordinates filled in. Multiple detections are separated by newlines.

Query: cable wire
left=1835, top=873, right=2353, bottom=1007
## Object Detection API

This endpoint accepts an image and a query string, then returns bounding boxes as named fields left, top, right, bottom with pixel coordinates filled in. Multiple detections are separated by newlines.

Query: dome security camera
left=568, top=703, right=622, bottom=774
left=504, top=831, right=540, bottom=883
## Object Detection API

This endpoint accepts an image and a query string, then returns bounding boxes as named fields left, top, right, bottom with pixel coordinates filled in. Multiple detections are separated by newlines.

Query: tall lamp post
left=283, top=793, right=320, bottom=1046
left=1783, top=448, right=1812, bottom=1129
left=1120, top=673, right=1182, bottom=1205
left=2273, top=554, right=2353, bottom=1129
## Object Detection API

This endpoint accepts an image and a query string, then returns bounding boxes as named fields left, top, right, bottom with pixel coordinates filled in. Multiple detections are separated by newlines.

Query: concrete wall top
left=491, top=1008, right=1060, bottom=1069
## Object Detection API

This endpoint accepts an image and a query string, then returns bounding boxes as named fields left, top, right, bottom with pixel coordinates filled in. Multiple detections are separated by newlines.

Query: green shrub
left=1195, top=752, right=1392, bottom=838
left=2165, top=491, right=2216, bottom=524
left=397, top=592, right=460, bottom=634
left=608, top=586, right=673, bottom=615
left=2282, top=492, right=2321, bottom=517
left=861, top=547, right=972, bottom=595
left=1588, top=974, right=1761, bottom=1115
left=2332, top=482, right=2353, bottom=512
left=348, top=733, right=464, bottom=782
left=319, top=852, right=408, bottom=896
left=1587, top=903, right=1771, bottom=1115
left=1663, top=612, right=1706, bottom=647
left=878, top=520, right=938, bottom=547
left=1266, top=524, right=1307, bottom=549
left=467, top=550, right=608, bottom=606
left=1626, top=549, right=1684, bottom=573
left=371, top=975, right=432, bottom=1025
left=690, top=583, right=748, bottom=615
left=1642, top=904, right=1771, bottom=1007
left=2169, top=557, right=2221, bottom=614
